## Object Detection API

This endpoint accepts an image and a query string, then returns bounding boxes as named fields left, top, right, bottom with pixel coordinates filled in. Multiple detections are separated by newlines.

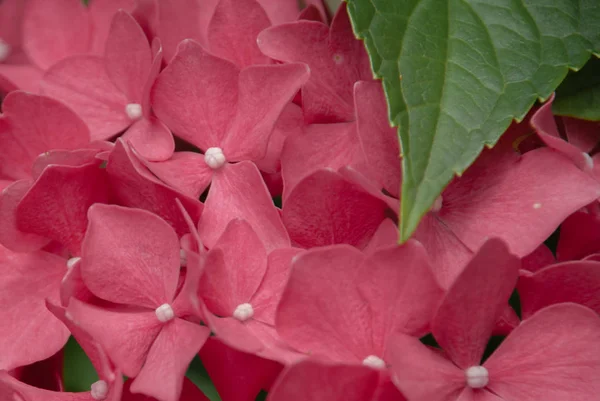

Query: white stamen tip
left=204, top=147, right=226, bottom=169
left=65, top=311, right=74, bottom=321
left=362, top=355, right=385, bottom=369
left=233, top=303, right=254, bottom=321
left=431, top=195, right=443, bottom=212
left=180, top=249, right=187, bottom=267
left=125, top=103, right=143, bottom=120
left=533, top=202, right=542, bottom=209
left=155, top=303, right=175, bottom=322
left=90, top=380, right=109, bottom=400
left=465, top=366, right=489, bottom=389
left=67, top=257, right=81, bottom=270
left=333, top=53, right=344, bottom=64
left=583, top=152, right=594, bottom=172
left=0, top=39, right=11, bottom=62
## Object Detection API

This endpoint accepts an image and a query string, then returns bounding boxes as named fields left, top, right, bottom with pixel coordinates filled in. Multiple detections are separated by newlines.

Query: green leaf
left=63, top=337, right=99, bottom=392
left=553, top=56, right=600, bottom=121
left=346, top=0, right=600, bottom=241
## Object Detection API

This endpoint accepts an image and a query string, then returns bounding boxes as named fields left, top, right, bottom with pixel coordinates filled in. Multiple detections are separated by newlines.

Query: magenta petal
left=267, top=360, right=379, bottom=401
left=223, top=63, right=310, bottom=162
left=199, top=337, right=282, bottom=401
left=143, top=152, right=213, bottom=198
left=129, top=319, right=209, bottom=401
left=16, top=162, right=110, bottom=255
left=432, top=239, right=520, bottom=369
left=363, top=219, right=399, bottom=255
left=151, top=40, right=239, bottom=150
left=67, top=299, right=162, bottom=377
left=386, top=332, right=465, bottom=401
left=521, top=243, right=555, bottom=272
left=105, top=11, right=152, bottom=103
left=485, top=304, right=600, bottom=400
left=41, top=56, right=130, bottom=141
left=198, top=161, right=289, bottom=252
left=0, top=246, right=69, bottom=370
left=518, top=260, right=600, bottom=319
left=201, top=219, right=268, bottom=316
left=283, top=169, right=389, bottom=249
left=207, top=0, right=271, bottom=68
left=563, top=117, right=600, bottom=153
left=0, top=91, right=90, bottom=180
left=82, top=204, right=181, bottom=308
left=277, top=245, right=371, bottom=363
left=23, top=0, right=91, bottom=69
left=122, top=117, right=175, bottom=161
left=556, top=210, right=600, bottom=261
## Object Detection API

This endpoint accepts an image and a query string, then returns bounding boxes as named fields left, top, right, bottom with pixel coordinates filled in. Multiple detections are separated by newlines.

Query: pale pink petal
left=105, top=11, right=152, bottom=103
left=67, top=298, right=163, bottom=378
left=88, top=0, right=137, bottom=54
left=151, top=40, right=238, bottom=150
left=129, top=318, right=209, bottom=401
left=267, top=360, right=379, bottom=401
left=283, top=169, right=389, bottom=249
left=198, top=161, right=289, bottom=252
left=207, top=0, right=271, bottom=67
left=223, top=63, right=310, bottom=162
left=0, top=246, right=69, bottom=370
left=485, top=304, right=600, bottom=400
left=432, top=239, right=520, bottom=369
left=81, top=204, right=181, bottom=308
left=41, top=56, right=130, bottom=141
left=122, top=117, right=175, bottom=161
left=143, top=151, right=213, bottom=198
left=556, top=210, right=600, bottom=261
left=23, top=0, right=92, bottom=69
left=277, top=245, right=372, bottom=362
left=521, top=243, right=555, bottom=272
left=0, top=91, right=90, bottom=181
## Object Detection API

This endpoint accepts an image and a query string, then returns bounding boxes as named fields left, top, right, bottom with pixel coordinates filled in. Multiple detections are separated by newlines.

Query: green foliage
left=346, top=0, right=600, bottom=241
left=553, top=56, right=600, bottom=121
left=63, top=337, right=99, bottom=392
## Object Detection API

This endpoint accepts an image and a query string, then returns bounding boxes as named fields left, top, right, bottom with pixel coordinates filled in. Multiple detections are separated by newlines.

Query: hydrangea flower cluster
left=1, top=0, right=600, bottom=401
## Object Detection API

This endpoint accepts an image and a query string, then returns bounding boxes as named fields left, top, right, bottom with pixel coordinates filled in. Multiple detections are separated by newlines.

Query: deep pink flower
left=386, top=239, right=600, bottom=401
left=556, top=209, right=600, bottom=261
left=121, top=377, right=209, bottom=401
left=66, top=204, right=209, bottom=401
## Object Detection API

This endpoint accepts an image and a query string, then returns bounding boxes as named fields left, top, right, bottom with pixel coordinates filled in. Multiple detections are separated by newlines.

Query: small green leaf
left=63, top=337, right=99, bottom=392
left=346, top=0, right=600, bottom=241
left=553, top=56, right=600, bottom=121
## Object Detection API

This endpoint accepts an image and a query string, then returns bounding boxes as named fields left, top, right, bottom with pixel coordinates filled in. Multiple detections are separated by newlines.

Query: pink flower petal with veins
left=122, top=117, right=175, bottom=162
left=556, top=210, right=600, bottom=261
left=88, top=0, right=137, bottom=54
left=122, top=377, right=209, bottom=401
left=521, top=243, right=555, bottom=272
left=143, top=151, right=213, bottom=198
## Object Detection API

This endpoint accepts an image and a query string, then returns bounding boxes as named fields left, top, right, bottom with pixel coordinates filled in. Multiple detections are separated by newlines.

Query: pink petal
left=518, top=260, right=600, bottom=319
left=354, top=81, right=401, bottom=197
left=432, top=239, right=520, bottom=369
left=122, top=377, right=209, bottom=401
left=0, top=179, right=50, bottom=252
left=0, top=371, right=96, bottom=401
left=0, top=246, right=69, bottom=370
left=562, top=117, right=600, bottom=153
left=141, top=39, right=163, bottom=119
left=67, top=298, right=163, bottom=378
left=0, top=91, right=90, bottom=181
left=300, top=0, right=328, bottom=22
left=151, top=40, right=239, bottom=150
left=201, top=219, right=267, bottom=316
left=440, top=147, right=600, bottom=257
left=256, top=0, right=300, bottom=24
left=485, top=303, right=600, bottom=400
left=59, top=257, right=108, bottom=307
left=31, top=149, right=103, bottom=180
left=363, top=219, right=399, bottom=255
left=88, top=0, right=137, bottom=55
left=283, top=169, right=389, bottom=249
left=129, top=318, right=209, bottom=401
left=207, top=0, right=271, bottom=68
left=199, top=337, right=282, bottom=401
left=359, top=241, right=443, bottom=347
left=81, top=204, right=181, bottom=308
left=0, top=63, right=43, bottom=93
left=0, top=0, right=25, bottom=48
left=521, top=243, right=555, bottom=272
left=267, top=360, right=379, bottom=401
left=41, top=56, right=130, bottom=141
left=106, top=139, right=203, bottom=238
left=386, top=332, right=465, bottom=401
left=16, top=162, right=110, bottom=255
left=223, top=63, right=310, bottom=162
left=556, top=210, right=600, bottom=261
left=122, top=117, right=175, bottom=161
left=202, top=311, right=264, bottom=355
left=298, top=4, right=326, bottom=22
left=143, top=152, right=213, bottom=198
left=198, top=161, right=289, bottom=252
left=23, top=0, right=91, bottom=69
left=276, top=245, right=372, bottom=363
left=104, top=11, right=152, bottom=103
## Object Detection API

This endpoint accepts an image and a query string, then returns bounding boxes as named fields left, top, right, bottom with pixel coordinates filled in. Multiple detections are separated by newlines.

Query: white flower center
left=0, top=39, right=11, bottom=62
left=155, top=303, right=175, bottom=322
left=67, top=257, right=81, bottom=270
left=204, top=147, right=226, bottom=169
left=233, top=303, right=254, bottom=321
left=362, top=355, right=385, bottom=369
left=583, top=152, right=594, bottom=172
left=430, top=195, right=443, bottom=212
left=90, top=380, right=108, bottom=400
left=465, top=366, right=489, bottom=389
left=125, top=103, right=143, bottom=120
